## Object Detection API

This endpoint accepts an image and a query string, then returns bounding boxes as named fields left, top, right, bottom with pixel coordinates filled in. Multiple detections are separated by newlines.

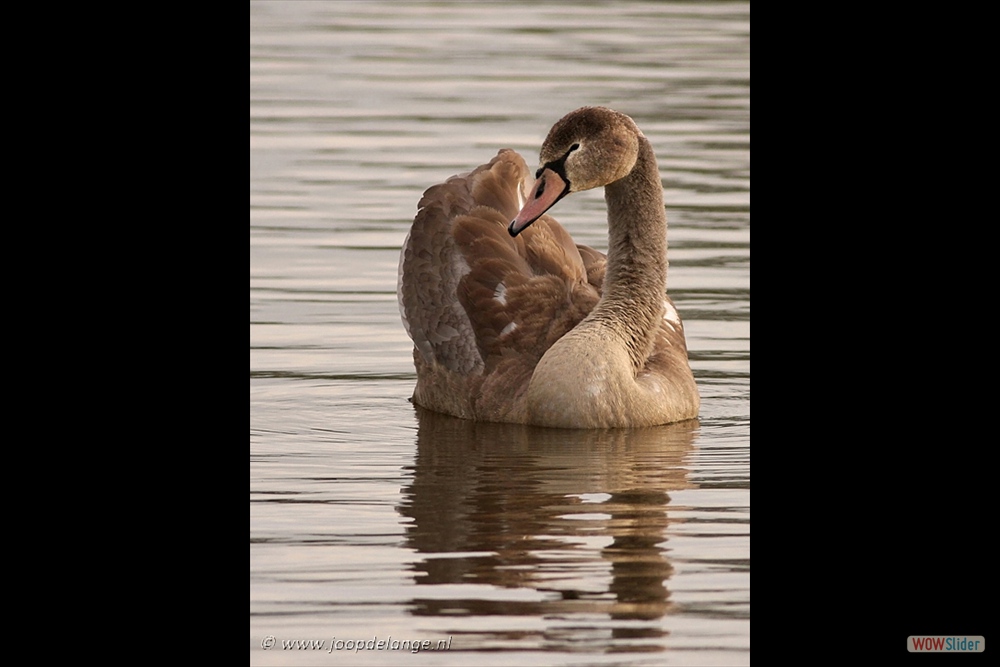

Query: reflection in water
left=398, top=407, right=699, bottom=652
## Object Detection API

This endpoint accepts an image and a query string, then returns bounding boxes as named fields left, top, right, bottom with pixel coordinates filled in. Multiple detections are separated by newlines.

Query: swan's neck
left=523, top=135, right=675, bottom=428
left=587, top=135, right=667, bottom=370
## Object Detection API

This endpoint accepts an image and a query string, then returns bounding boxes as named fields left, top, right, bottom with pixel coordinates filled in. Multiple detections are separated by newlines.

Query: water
left=250, top=2, right=749, bottom=664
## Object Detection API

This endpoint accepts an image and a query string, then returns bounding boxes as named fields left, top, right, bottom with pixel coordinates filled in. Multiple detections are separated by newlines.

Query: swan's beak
left=509, top=168, right=569, bottom=237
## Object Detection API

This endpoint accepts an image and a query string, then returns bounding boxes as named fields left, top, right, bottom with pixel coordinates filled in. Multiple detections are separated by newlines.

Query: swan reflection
left=398, top=407, right=699, bottom=651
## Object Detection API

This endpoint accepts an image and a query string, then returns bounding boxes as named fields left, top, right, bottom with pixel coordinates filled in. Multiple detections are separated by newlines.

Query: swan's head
left=509, top=107, right=640, bottom=236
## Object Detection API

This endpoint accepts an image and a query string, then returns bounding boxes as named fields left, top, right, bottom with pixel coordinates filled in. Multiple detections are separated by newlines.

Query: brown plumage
left=398, top=107, right=699, bottom=427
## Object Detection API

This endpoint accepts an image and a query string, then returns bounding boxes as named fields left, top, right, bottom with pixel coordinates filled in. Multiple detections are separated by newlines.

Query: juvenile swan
left=398, top=107, right=699, bottom=427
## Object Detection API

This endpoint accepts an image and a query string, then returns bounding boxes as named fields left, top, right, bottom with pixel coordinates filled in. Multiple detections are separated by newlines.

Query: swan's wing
left=636, top=294, right=699, bottom=408
left=575, top=243, right=607, bottom=292
left=398, top=163, right=486, bottom=376
left=398, top=149, right=601, bottom=381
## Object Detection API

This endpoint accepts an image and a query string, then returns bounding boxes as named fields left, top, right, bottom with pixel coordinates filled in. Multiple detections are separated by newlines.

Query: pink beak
left=509, top=168, right=569, bottom=236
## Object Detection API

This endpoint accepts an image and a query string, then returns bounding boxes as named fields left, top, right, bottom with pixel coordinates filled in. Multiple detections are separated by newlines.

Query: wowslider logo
left=908, top=636, right=984, bottom=652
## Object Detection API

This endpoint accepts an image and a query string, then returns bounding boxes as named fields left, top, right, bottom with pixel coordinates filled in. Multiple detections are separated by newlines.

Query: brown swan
left=397, top=107, right=699, bottom=428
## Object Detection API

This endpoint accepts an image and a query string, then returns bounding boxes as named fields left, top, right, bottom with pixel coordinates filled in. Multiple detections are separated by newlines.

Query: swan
left=397, top=106, right=699, bottom=428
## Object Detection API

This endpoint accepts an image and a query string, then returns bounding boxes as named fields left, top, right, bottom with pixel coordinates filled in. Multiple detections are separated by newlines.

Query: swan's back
left=398, top=149, right=603, bottom=422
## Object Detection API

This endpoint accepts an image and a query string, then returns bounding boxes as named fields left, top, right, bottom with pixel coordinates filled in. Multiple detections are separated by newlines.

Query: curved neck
left=588, top=135, right=668, bottom=369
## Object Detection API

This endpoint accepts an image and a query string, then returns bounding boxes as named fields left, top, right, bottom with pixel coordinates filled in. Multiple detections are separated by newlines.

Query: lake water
left=250, top=2, right=749, bottom=664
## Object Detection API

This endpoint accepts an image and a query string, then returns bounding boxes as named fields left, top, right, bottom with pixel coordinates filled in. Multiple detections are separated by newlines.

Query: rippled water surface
left=250, top=2, right=749, bottom=664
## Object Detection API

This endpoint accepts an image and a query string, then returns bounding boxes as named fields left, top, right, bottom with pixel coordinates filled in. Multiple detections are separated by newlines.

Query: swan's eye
left=569, top=143, right=580, bottom=152
left=535, top=167, right=544, bottom=179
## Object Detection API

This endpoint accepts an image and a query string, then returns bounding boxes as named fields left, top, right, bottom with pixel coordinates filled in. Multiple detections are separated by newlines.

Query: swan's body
left=398, top=107, right=699, bottom=427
